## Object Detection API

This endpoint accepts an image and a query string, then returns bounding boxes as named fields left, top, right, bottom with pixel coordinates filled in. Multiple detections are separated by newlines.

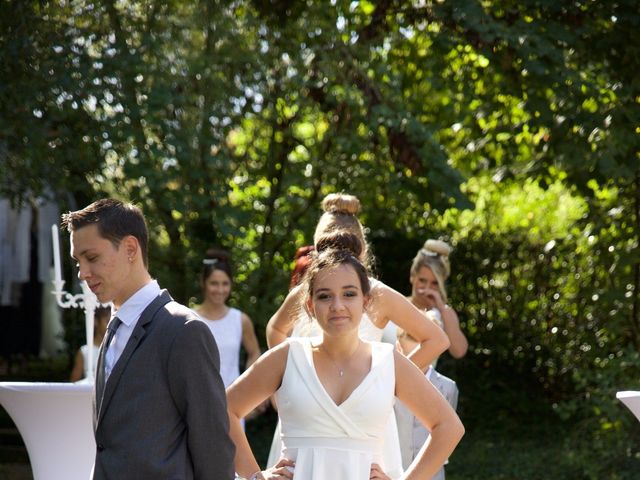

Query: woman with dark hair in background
left=196, top=249, right=264, bottom=420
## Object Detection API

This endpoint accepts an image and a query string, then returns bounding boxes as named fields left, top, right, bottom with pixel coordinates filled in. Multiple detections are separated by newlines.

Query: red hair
left=289, top=245, right=315, bottom=290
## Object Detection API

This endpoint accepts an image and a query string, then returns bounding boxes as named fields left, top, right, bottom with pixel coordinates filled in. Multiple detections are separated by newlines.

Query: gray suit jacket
left=93, top=290, right=235, bottom=479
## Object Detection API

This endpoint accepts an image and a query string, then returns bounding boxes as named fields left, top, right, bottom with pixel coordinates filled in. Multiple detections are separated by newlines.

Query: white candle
left=52, top=224, right=63, bottom=285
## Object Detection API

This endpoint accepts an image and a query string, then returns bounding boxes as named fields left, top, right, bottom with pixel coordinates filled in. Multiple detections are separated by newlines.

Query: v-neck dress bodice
left=274, top=338, right=403, bottom=479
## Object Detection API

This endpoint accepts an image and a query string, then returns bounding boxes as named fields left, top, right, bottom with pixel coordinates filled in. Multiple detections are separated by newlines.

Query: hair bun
left=321, top=193, right=361, bottom=216
left=423, top=239, right=452, bottom=257
left=205, top=248, right=230, bottom=262
left=315, top=231, right=363, bottom=259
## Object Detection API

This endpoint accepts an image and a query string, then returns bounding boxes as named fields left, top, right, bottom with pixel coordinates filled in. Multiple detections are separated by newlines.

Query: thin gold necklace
left=319, top=341, right=361, bottom=377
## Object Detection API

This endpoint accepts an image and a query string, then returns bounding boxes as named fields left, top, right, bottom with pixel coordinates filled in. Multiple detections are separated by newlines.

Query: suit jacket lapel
left=97, top=290, right=173, bottom=425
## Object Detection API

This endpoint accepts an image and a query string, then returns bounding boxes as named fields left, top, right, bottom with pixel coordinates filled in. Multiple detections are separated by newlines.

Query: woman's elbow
left=448, top=342, right=467, bottom=359
left=227, top=406, right=240, bottom=423
left=266, top=316, right=291, bottom=348
left=449, top=340, right=469, bottom=359
left=436, top=331, right=450, bottom=355
left=432, top=414, right=464, bottom=449
left=265, top=322, right=278, bottom=348
left=452, top=416, right=465, bottom=443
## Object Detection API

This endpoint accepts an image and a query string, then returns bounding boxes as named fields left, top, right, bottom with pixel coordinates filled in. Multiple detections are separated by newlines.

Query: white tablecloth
left=0, top=382, right=95, bottom=480
left=617, top=391, right=640, bottom=422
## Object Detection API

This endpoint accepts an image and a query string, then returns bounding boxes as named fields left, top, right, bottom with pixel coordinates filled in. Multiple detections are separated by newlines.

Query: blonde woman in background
left=403, top=240, right=467, bottom=358
left=395, top=239, right=468, bottom=479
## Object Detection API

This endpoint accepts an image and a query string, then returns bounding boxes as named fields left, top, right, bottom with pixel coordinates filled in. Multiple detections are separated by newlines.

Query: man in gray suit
left=62, top=198, right=235, bottom=479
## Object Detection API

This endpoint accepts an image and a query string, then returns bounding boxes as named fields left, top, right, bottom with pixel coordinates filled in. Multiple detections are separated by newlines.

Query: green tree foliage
left=2, top=1, right=638, bottom=476
left=435, top=175, right=639, bottom=477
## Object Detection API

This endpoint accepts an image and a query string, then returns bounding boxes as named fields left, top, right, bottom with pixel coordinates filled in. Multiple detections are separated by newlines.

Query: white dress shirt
left=105, top=280, right=162, bottom=379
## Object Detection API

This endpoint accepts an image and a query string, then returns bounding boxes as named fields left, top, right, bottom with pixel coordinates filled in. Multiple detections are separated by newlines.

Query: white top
left=105, top=280, right=162, bottom=378
left=268, top=278, right=394, bottom=470
left=199, top=307, right=243, bottom=388
left=276, top=338, right=403, bottom=480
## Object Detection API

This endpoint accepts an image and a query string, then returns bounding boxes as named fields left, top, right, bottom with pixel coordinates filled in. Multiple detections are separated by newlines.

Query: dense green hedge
left=386, top=176, right=640, bottom=478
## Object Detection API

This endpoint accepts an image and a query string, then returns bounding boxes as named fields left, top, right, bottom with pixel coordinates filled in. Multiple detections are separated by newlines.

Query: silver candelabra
left=51, top=224, right=108, bottom=383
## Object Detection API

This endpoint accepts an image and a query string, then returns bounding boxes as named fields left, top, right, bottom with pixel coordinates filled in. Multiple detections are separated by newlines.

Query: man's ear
left=122, top=235, right=139, bottom=262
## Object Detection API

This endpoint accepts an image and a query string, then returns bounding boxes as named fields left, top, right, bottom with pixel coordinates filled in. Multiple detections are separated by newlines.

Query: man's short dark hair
left=61, top=198, right=149, bottom=267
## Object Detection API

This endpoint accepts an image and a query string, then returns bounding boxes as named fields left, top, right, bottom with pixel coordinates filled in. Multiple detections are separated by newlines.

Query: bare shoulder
left=368, top=279, right=406, bottom=323
left=370, top=279, right=402, bottom=302
left=257, top=339, right=291, bottom=363
left=244, top=339, right=291, bottom=379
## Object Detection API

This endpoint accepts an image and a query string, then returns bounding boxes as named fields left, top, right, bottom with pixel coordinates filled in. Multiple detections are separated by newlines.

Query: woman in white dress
left=265, top=194, right=450, bottom=467
left=227, top=246, right=464, bottom=480
left=195, top=249, right=262, bottom=389
left=395, top=239, right=468, bottom=478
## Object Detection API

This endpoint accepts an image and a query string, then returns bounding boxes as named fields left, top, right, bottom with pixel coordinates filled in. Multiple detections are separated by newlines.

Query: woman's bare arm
left=438, top=306, right=468, bottom=358
left=226, top=343, right=289, bottom=477
left=394, top=351, right=464, bottom=479
left=240, top=312, right=262, bottom=368
left=371, top=283, right=449, bottom=370
left=69, top=349, right=84, bottom=382
left=266, top=285, right=303, bottom=348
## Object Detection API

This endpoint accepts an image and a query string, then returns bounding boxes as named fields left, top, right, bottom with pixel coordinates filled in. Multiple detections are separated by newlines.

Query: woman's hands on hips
left=370, top=463, right=391, bottom=480
left=261, top=458, right=295, bottom=479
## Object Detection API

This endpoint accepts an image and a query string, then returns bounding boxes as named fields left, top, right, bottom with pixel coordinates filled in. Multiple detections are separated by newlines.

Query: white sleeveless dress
left=268, top=279, right=403, bottom=473
left=275, top=338, right=403, bottom=480
left=199, top=307, right=242, bottom=388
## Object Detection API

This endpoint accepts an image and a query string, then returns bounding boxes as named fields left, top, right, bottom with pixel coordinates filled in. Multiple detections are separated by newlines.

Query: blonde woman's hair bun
left=423, top=239, right=452, bottom=257
left=411, top=238, right=452, bottom=295
left=321, top=193, right=361, bottom=216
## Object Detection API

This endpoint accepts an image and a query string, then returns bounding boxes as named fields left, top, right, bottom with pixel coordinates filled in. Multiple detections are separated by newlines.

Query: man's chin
left=95, top=292, right=112, bottom=304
